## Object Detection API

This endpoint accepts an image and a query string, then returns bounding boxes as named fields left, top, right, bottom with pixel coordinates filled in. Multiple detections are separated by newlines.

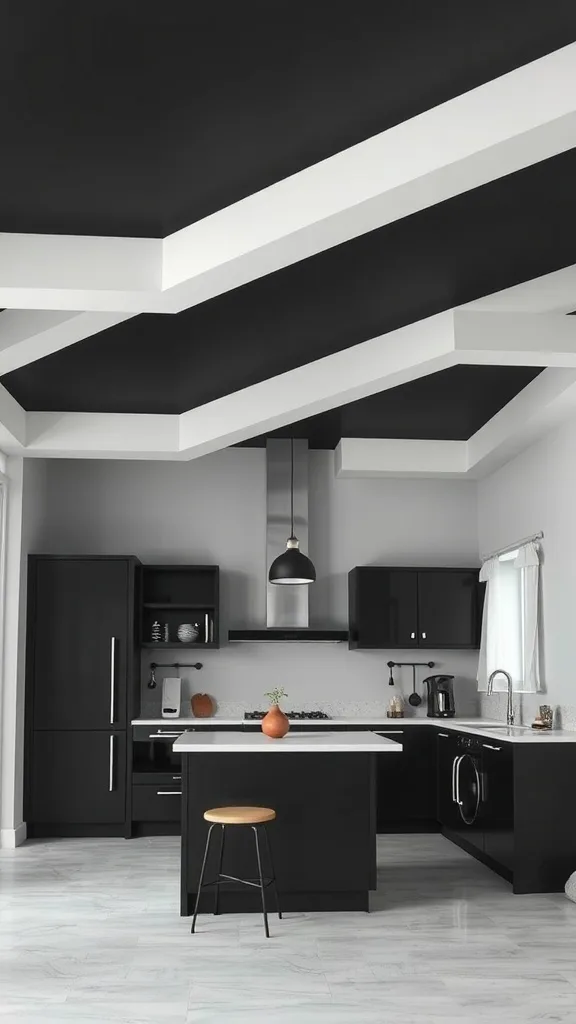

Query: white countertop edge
left=173, top=731, right=403, bottom=753
left=133, top=717, right=576, bottom=743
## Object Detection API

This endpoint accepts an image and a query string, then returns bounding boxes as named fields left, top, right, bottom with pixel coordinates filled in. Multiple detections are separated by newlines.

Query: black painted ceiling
left=1, top=2, right=576, bottom=236
left=238, top=366, right=543, bottom=448
left=4, top=148, right=576, bottom=418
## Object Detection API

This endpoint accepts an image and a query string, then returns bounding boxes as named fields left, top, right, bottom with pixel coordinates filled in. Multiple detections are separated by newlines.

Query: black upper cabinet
left=30, top=557, right=136, bottom=730
left=349, top=568, right=418, bottom=648
left=349, top=566, right=483, bottom=649
left=417, top=570, right=483, bottom=648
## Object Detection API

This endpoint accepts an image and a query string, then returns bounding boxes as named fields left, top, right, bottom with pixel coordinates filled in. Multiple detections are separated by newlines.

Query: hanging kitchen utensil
left=388, top=663, right=395, bottom=686
left=408, top=664, right=422, bottom=706
left=147, top=665, right=157, bottom=689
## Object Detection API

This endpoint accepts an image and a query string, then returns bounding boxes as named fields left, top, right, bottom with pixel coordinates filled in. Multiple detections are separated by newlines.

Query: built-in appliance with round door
left=451, top=734, right=485, bottom=854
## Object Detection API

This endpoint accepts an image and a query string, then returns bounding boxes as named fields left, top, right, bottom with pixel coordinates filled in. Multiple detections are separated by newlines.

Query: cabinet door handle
left=376, top=730, right=404, bottom=735
left=438, top=733, right=449, bottom=738
left=172, top=775, right=182, bottom=780
left=156, top=791, right=181, bottom=796
left=147, top=733, right=182, bottom=739
left=421, top=632, right=427, bottom=639
left=109, top=735, right=115, bottom=793
left=109, top=637, right=116, bottom=724
left=482, top=743, right=502, bottom=751
left=410, top=632, right=416, bottom=639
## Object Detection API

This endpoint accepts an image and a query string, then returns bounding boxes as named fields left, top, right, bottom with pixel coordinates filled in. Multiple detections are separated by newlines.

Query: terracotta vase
left=191, top=693, right=214, bottom=718
left=261, top=704, right=289, bottom=739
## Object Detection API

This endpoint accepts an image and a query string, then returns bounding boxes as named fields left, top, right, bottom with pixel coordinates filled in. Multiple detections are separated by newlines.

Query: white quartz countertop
left=133, top=716, right=576, bottom=743
left=173, top=730, right=403, bottom=753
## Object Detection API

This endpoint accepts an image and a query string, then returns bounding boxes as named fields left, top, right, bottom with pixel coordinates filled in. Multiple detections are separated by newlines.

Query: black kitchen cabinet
left=377, top=726, right=437, bottom=831
left=418, top=570, right=483, bottom=649
left=29, top=557, right=136, bottom=730
left=436, top=730, right=460, bottom=831
left=348, top=566, right=483, bottom=650
left=349, top=568, right=418, bottom=648
left=482, top=741, right=514, bottom=871
left=30, top=730, right=126, bottom=828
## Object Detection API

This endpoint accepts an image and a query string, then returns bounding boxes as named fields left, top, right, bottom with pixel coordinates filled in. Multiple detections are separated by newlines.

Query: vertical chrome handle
left=455, top=755, right=463, bottom=806
left=421, top=632, right=427, bottom=639
left=109, top=735, right=115, bottom=792
left=109, top=637, right=116, bottom=724
left=451, top=754, right=461, bottom=803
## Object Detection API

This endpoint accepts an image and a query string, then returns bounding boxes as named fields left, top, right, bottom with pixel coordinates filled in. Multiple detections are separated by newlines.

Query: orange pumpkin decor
left=191, top=693, right=214, bottom=718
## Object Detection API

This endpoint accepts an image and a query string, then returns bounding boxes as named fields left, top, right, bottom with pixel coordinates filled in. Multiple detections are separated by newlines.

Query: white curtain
left=477, top=540, right=541, bottom=692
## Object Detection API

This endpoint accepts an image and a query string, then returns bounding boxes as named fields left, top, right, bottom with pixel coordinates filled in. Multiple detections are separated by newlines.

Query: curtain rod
left=481, top=530, right=543, bottom=563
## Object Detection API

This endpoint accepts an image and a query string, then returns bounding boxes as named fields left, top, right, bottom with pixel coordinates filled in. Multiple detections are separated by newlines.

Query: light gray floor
left=1, top=834, right=576, bottom=1023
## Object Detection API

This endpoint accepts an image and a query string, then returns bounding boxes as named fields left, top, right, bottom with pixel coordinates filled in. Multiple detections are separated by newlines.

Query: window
left=477, top=540, right=540, bottom=692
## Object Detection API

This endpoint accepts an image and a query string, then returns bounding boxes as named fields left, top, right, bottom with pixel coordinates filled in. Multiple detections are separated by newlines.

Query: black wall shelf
left=139, top=565, right=220, bottom=649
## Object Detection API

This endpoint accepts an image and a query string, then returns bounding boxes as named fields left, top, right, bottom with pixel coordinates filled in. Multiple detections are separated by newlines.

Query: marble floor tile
left=2, top=833, right=576, bottom=1024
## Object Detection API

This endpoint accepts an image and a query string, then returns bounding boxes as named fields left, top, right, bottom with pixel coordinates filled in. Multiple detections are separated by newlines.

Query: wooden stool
left=191, top=806, right=282, bottom=938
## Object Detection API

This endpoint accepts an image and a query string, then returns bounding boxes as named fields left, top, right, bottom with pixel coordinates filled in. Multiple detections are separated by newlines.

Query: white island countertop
left=173, top=730, right=403, bottom=753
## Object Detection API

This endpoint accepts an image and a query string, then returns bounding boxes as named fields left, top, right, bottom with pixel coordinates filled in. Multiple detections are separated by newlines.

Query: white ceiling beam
left=460, top=264, right=576, bottom=315
left=466, top=367, right=576, bottom=477
left=454, top=311, right=576, bottom=366
left=23, top=412, right=181, bottom=460
left=0, top=234, right=162, bottom=312
left=162, top=44, right=576, bottom=314
left=0, top=310, right=138, bottom=375
left=336, top=438, right=468, bottom=479
left=0, top=44, right=574, bottom=322
left=177, top=312, right=456, bottom=459
left=0, top=384, right=26, bottom=450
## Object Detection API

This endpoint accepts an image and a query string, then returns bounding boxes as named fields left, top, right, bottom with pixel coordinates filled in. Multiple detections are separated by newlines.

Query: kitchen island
left=174, top=730, right=401, bottom=914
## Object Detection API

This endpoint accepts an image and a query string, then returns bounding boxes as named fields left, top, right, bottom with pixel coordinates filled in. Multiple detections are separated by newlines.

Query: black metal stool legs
left=213, top=825, right=225, bottom=916
left=252, top=826, right=270, bottom=938
left=191, top=823, right=216, bottom=934
left=192, top=822, right=281, bottom=938
left=261, top=824, right=282, bottom=920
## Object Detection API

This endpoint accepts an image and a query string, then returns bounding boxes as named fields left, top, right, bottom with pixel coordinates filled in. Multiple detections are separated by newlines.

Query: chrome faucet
left=487, top=669, right=514, bottom=726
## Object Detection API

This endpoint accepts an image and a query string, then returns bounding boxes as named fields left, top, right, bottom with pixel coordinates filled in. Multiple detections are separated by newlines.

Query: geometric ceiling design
left=237, top=367, right=544, bottom=449
left=2, top=3, right=576, bottom=237
left=1, top=7, right=576, bottom=474
left=3, top=150, right=575, bottom=416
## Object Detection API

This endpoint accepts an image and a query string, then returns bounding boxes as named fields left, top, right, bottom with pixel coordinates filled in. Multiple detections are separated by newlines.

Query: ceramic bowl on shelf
left=177, top=622, right=199, bottom=643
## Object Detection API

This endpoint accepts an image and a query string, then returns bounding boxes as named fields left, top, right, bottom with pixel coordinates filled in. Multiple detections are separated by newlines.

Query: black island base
left=177, top=731, right=401, bottom=916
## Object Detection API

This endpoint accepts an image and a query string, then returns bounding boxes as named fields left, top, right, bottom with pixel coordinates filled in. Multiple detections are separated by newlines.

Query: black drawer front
left=132, top=784, right=182, bottom=822
left=133, top=771, right=182, bottom=786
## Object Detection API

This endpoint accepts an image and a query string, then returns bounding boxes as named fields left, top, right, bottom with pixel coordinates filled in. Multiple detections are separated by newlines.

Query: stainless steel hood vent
left=228, top=439, right=348, bottom=643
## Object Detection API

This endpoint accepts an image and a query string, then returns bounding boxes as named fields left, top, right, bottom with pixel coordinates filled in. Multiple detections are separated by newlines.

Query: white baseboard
left=0, top=822, right=27, bottom=848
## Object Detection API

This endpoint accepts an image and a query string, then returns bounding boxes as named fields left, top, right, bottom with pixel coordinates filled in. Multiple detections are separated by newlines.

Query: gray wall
left=35, top=450, right=481, bottom=716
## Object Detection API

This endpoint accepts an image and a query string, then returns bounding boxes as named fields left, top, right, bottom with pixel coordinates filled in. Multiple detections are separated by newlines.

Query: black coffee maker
left=424, top=674, right=455, bottom=718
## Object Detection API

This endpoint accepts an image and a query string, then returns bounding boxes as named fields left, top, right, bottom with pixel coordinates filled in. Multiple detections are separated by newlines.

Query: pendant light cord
left=290, top=437, right=294, bottom=538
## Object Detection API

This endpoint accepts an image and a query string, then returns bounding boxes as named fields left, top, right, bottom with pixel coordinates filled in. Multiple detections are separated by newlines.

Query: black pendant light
left=268, top=438, right=316, bottom=585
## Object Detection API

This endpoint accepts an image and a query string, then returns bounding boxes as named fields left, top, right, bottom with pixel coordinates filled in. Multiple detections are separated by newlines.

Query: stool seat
left=204, top=806, right=276, bottom=825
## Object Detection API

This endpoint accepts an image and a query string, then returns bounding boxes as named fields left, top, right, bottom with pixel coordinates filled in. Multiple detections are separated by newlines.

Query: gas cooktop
left=244, top=710, right=331, bottom=720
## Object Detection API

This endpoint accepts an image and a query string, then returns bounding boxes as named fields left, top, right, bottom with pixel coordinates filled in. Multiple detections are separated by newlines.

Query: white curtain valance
left=477, top=540, right=541, bottom=693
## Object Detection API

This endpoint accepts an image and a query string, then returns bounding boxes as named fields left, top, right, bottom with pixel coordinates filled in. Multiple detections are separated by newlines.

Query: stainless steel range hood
left=228, top=439, right=347, bottom=643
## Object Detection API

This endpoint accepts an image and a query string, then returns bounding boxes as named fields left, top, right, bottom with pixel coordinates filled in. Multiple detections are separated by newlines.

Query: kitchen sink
left=474, top=724, right=533, bottom=734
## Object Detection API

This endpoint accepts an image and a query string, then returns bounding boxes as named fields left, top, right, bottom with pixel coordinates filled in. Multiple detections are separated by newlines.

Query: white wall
left=37, top=451, right=480, bottom=717
left=478, top=413, right=576, bottom=726
left=1, top=457, right=47, bottom=846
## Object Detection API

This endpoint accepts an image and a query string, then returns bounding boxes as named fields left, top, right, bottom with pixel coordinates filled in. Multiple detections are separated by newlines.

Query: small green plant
left=264, top=687, right=288, bottom=706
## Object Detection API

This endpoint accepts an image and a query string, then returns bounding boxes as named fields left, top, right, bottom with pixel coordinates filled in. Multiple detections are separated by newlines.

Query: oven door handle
left=148, top=733, right=182, bottom=739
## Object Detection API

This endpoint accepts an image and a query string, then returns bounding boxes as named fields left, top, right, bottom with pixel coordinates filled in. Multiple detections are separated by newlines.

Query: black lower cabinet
left=377, top=727, right=437, bottom=832
left=438, top=731, right=576, bottom=893
left=29, top=731, right=126, bottom=836
left=482, top=742, right=514, bottom=871
left=131, top=780, right=182, bottom=836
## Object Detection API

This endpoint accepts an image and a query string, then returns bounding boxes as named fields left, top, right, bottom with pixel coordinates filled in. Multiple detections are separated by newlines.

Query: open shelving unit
left=139, top=565, right=220, bottom=649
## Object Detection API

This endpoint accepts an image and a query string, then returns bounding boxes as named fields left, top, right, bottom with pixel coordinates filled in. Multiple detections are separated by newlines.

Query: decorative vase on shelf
left=191, top=693, right=214, bottom=718
left=177, top=623, right=199, bottom=643
left=261, top=704, right=290, bottom=739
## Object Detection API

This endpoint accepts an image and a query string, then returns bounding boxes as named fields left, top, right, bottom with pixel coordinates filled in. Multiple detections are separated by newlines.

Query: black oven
left=132, top=725, right=184, bottom=779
